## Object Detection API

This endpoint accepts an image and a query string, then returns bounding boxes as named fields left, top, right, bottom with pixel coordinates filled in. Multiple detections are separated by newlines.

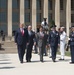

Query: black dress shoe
left=59, top=58, right=64, bottom=61
left=26, top=59, right=31, bottom=62
left=40, top=60, right=44, bottom=62
left=20, top=61, right=23, bottom=63
left=52, top=59, right=56, bottom=62
left=70, top=62, right=74, bottom=64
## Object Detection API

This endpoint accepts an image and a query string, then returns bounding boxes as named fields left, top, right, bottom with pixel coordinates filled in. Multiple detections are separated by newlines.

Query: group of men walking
left=15, top=23, right=74, bottom=64
left=15, top=24, right=35, bottom=63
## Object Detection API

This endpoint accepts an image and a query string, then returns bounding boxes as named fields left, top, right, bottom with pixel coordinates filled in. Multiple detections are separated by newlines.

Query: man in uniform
left=59, top=27, right=66, bottom=60
left=69, top=26, right=74, bottom=64
left=48, top=25, right=60, bottom=62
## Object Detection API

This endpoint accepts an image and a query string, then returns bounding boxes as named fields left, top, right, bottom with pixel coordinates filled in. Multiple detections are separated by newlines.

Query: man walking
left=26, top=25, right=35, bottom=62
left=15, top=23, right=28, bottom=63
left=59, top=27, right=66, bottom=60
left=48, top=25, right=60, bottom=62
left=69, top=26, right=74, bottom=64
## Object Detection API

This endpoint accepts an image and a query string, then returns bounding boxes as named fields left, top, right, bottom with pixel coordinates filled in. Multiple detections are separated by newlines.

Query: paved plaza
left=0, top=53, right=74, bottom=75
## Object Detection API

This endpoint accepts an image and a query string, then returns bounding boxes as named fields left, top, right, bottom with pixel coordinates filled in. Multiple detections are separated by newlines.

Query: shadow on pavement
left=0, top=62, right=11, bottom=64
left=0, top=67, right=15, bottom=69
left=0, top=59, right=9, bottom=61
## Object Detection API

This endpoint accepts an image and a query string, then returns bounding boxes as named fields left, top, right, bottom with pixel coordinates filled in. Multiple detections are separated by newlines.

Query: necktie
left=21, top=29, right=24, bottom=36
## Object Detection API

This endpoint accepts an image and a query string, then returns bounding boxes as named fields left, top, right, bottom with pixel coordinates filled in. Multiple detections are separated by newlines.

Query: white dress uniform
left=60, top=31, right=66, bottom=59
left=41, top=21, right=48, bottom=30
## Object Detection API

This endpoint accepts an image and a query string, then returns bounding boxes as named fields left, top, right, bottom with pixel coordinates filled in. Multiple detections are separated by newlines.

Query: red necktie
left=21, top=30, right=24, bottom=36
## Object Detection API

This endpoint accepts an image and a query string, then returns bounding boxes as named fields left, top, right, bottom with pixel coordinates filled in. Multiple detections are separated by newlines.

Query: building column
left=8, top=0, right=12, bottom=36
left=44, top=0, right=48, bottom=23
left=66, top=0, right=71, bottom=36
left=32, top=0, right=37, bottom=32
left=55, top=0, right=60, bottom=29
left=20, top=0, right=24, bottom=25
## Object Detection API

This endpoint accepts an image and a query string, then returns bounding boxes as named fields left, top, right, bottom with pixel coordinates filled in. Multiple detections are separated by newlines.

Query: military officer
left=48, top=25, right=60, bottom=62
left=69, top=26, right=74, bottom=64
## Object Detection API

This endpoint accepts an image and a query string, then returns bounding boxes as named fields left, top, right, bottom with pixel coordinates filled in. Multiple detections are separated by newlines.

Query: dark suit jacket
left=49, top=30, right=60, bottom=46
left=27, top=30, right=35, bottom=46
left=15, top=28, right=28, bottom=45
left=69, top=32, right=74, bottom=46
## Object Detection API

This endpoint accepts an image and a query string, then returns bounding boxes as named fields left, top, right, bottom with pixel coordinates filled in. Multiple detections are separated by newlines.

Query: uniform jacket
left=49, top=30, right=60, bottom=46
left=27, top=30, right=35, bottom=45
left=60, top=31, right=66, bottom=44
left=69, top=32, right=74, bottom=46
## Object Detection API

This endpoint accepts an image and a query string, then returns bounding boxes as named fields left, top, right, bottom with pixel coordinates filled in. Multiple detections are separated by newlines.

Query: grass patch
left=57, top=51, right=71, bottom=57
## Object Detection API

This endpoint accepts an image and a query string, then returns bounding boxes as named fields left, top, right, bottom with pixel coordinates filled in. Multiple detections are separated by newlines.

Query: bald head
left=28, top=25, right=32, bottom=31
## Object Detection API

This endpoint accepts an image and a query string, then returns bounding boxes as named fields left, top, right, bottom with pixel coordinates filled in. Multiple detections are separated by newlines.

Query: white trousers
left=60, top=41, right=65, bottom=59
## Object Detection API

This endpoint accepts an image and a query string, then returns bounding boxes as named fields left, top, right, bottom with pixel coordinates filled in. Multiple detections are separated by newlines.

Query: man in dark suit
left=26, top=25, right=35, bottom=62
left=69, top=26, right=74, bottom=64
left=48, top=25, right=60, bottom=62
left=15, top=23, right=28, bottom=63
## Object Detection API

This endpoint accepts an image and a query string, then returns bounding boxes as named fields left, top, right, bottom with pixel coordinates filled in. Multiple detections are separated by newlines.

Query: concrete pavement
left=0, top=53, right=74, bottom=75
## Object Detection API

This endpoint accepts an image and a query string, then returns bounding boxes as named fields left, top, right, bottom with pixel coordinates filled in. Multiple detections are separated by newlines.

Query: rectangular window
left=25, top=12, right=30, bottom=22
left=37, top=13, right=41, bottom=22
left=12, top=0, right=19, bottom=9
left=48, top=13, right=52, bottom=22
left=71, top=14, right=74, bottom=23
left=60, top=0, right=63, bottom=10
left=0, top=24, right=7, bottom=33
left=48, top=0, right=52, bottom=10
left=12, top=12, right=19, bottom=22
left=25, top=0, right=30, bottom=9
left=0, top=0, right=7, bottom=8
left=71, top=0, right=74, bottom=10
left=37, top=0, right=41, bottom=10
left=0, top=12, right=7, bottom=22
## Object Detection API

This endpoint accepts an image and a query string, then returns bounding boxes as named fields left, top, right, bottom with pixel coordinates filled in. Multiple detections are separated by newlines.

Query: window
left=37, top=0, right=41, bottom=10
left=12, top=0, right=19, bottom=9
left=12, top=24, right=19, bottom=31
left=71, top=0, right=74, bottom=10
left=60, top=0, right=63, bottom=10
left=37, top=13, right=41, bottom=22
left=12, top=12, right=19, bottom=22
left=0, top=12, right=7, bottom=22
left=12, top=0, right=19, bottom=23
left=71, top=14, right=74, bottom=23
left=0, top=0, right=7, bottom=23
left=25, top=13, right=30, bottom=22
left=48, top=13, right=52, bottom=22
left=0, top=0, right=7, bottom=8
left=48, top=0, right=52, bottom=10
left=0, top=24, right=7, bottom=33
left=25, top=0, right=30, bottom=9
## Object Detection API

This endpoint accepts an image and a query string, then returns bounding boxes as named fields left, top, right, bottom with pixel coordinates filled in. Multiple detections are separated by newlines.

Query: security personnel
left=69, top=26, right=74, bottom=64
left=48, top=25, right=60, bottom=62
